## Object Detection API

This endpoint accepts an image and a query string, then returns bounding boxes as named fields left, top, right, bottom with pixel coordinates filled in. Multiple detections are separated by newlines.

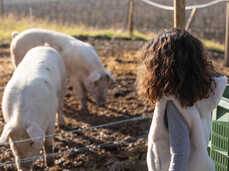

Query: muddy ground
left=0, top=37, right=227, bottom=171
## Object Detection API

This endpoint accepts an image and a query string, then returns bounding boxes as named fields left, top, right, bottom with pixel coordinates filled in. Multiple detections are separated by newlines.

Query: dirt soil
left=0, top=37, right=228, bottom=171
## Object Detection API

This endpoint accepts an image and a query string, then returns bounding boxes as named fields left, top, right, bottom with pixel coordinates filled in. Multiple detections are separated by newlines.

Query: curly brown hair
left=136, top=28, right=219, bottom=107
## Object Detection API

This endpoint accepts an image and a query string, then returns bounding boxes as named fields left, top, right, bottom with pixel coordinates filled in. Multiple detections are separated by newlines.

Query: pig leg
left=44, top=126, right=55, bottom=167
left=57, top=91, right=66, bottom=127
left=79, top=91, right=89, bottom=114
left=72, top=80, right=89, bottom=114
left=57, top=79, right=67, bottom=127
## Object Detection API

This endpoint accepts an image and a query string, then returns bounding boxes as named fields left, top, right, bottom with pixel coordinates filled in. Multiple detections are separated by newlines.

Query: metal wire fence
left=140, top=0, right=229, bottom=10
left=0, top=106, right=151, bottom=167
left=0, top=134, right=148, bottom=167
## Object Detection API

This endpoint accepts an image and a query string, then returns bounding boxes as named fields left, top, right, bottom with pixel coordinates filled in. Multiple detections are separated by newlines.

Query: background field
left=1, top=0, right=228, bottom=43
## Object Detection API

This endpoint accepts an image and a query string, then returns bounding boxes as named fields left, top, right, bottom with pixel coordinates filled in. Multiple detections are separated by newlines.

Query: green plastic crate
left=222, top=84, right=229, bottom=99
left=210, top=84, right=229, bottom=171
left=212, top=99, right=229, bottom=122
left=210, top=149, right=229, bottom=171
left=211, top=121, right=229, bottom=154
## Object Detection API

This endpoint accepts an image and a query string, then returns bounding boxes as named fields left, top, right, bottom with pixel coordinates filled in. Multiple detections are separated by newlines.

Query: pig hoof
left=80, top=108, right=90, bottom=115
left=47, top=159, right=54, bottom=167
left=59, top=124, right=67, bottom=130
left=58, top=120, right=65, bottom=128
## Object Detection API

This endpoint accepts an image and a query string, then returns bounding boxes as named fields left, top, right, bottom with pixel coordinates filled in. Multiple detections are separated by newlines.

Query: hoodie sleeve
left=167, top=101, right=190, bottom=171
left=196, top=76, right=228, bottom=117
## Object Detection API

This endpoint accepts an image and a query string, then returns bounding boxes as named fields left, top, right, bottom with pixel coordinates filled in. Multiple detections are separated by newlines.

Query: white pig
left=0, top=46, right=67, bottom=170
left=10, top=28, right=115, bottom=114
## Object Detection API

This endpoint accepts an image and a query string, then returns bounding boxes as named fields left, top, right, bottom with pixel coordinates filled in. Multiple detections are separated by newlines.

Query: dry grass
left=0, top=14, right=225, bottom=53
left=0, top=14, right=149, bottom=44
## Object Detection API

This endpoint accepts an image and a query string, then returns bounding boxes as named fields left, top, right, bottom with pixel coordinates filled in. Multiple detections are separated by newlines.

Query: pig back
left=10, top=28, right=74, bottom=67
left=2, top=46, right=66, bottom=126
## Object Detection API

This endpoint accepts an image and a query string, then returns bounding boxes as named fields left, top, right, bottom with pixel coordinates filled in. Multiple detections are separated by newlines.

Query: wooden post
left=128, top=0, right=134, bottom=37
left=185, top=8, right=197, bottom=31
left=0, top=0, right=4, bottom=21
left=174, top=0, right=185, bottom=29
left=225, top=2, right=229, bottom=67
left=29, top=8, right=34, bottom=27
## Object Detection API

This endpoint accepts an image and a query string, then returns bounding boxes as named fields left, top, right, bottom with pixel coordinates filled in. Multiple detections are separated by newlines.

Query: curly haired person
left=136, top=28, right=227, bottom=171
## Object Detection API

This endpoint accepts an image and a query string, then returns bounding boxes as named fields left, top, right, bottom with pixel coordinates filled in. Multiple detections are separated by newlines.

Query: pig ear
left=0, top=123, right=13, bottom=143
left=26, top=122, right=45, bottom=142
left=106, top=70, right=115, bottom=82
left=88, top=71, right=101, bottom=83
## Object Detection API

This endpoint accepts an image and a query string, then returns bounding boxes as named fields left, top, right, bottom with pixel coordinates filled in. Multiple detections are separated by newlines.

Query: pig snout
left=17, top=161, right=33, bottom=171
left=95, top=97, right=106, bottom=107
left=99, top=103, right=106, bottom=107
left=18, top=166, right=32, bottom=171
left=19, top=169, right=31, bottom=171
left=97, top=100, right=106, bottom=107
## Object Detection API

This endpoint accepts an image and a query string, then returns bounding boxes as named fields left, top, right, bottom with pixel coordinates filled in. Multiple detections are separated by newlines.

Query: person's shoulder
left=214, top=75, right=228, bottom=90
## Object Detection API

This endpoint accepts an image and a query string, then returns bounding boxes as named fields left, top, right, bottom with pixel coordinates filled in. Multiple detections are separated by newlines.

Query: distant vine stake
left=225, top=1, right=229, bottom=66
left=29, top=8, right=34, bottom=28
left=0, top=0, right=4, bottom=22
left=185, top=8, right=197, bottom=31
left=128, top=0, right=134, bottom=37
